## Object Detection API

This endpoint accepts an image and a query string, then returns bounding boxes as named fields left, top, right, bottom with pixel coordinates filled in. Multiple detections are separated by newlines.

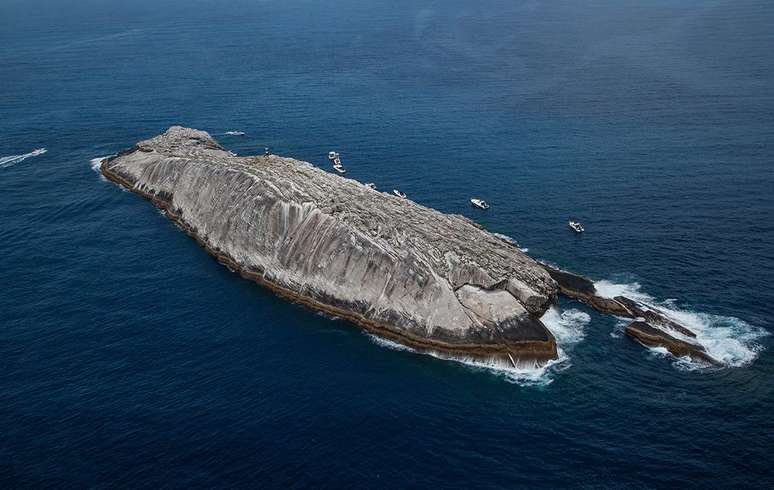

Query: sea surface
left=2, top=0, right=773, bottom=487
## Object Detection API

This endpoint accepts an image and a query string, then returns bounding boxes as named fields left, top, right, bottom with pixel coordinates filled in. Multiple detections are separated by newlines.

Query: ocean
left=1, top=0, right=773, bottom=487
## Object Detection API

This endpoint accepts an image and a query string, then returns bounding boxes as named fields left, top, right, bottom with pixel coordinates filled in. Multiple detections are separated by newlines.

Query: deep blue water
left=2, top=0, right=774, bottom=487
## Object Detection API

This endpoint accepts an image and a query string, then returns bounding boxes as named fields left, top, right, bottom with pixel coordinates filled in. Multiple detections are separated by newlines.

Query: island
left=102, top=127, right=721, bottom=368
left=102, top=127, right=559, bottom=367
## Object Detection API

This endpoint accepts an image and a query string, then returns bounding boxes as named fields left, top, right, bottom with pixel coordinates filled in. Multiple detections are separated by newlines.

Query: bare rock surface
left=102, top=127, right=559, bottom=364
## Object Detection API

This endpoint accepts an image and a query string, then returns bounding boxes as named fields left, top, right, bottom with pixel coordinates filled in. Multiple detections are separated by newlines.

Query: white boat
left=393, top=189, right=407, bottom=199
left=470, top=198, right=489, bottom=210
left=333, top=165, right=346, bottom=174
left=224, top=131, right=245, bottom=136
left=328, top=151, right=342, bottom=166
left=568, top=221, right=585, bottom=233
left=365, top=183, right=377, bottom=190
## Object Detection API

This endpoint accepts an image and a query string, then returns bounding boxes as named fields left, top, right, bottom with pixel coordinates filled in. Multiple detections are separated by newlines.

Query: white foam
left=89, top=155, right=112, bottom=181
left=594, top=279, right=767, bottom=370
left=541, top=307, right=591, bottom=346
left=315, top=311, right=341, bottom=321
left=367, top=335, right=414, bottom=352
left=0, top=148, right=46, bottom=169
left=367, top=306, right=590, bottom=386
left=492, top=232, right=519, bottom=247
left=492, top=232, right=529, bottom=252
left=368, top=334, right=562, bottom=386
left=594, top=279, right=650, bottom=302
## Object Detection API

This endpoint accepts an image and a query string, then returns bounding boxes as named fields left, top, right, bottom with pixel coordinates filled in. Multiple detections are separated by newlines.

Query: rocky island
left=103, top=127, right=721, bottom=369
left=102, top=127, right=560, bottom=367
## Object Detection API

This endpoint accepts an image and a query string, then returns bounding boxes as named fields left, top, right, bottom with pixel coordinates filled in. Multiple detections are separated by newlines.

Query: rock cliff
left=102, top=127, right=559, bottom=365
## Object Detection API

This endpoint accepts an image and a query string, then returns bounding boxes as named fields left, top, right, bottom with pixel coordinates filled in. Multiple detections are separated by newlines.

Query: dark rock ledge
left=541, top=264, right=721, bottom=366
left=625, top=322, right=722, bottom=367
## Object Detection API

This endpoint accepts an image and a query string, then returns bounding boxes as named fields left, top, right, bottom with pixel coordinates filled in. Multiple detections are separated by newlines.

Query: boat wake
left=0, top=148, right=47, bottom=169
left=595, top=279, right=767, bottom=370
left=367, top=306, right=590, bottom=386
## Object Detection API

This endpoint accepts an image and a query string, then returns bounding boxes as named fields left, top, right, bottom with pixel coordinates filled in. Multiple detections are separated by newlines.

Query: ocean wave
left=89, top=155, right=112, bottom=181
left=492, top=232, right=528, bottom=252
left=0, top=148, right=47, bottom=169
left=541, top=307, right=591, bottom=346
left=367, top=306, right=590, bottom=386
left=492, top=232, right=519, bottom=246
left=595, top=279, right=767, bottom=370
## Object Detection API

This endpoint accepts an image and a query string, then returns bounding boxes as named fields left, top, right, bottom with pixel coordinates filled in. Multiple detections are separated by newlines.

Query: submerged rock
left=102, top=127, right=559, bottom=365
left=625, top=321, right=721, bottom=367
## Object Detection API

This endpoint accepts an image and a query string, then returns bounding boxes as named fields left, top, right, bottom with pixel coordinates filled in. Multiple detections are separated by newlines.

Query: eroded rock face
left=625, top=321, right=721, bottom=366
left=454, top=285, right=557, bottom=361
left=102, top=127, right=559, bottom=365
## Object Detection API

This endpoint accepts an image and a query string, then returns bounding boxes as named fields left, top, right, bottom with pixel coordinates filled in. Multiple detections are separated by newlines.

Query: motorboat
left=328, top=151, right=342, bottom=166
left=224, top=131, right=245, bottom=136
left=568, top=221, right=585, bottom=233
left=333, top=165, right=346, bottom=174
left=470, top=198, right=490, bottom=210
left=393, top=189, right=407, bottom=199
left=365, top=183, right=377, bottom=190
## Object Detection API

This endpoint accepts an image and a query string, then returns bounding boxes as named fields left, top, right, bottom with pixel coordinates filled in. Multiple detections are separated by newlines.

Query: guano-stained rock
left=102, top=127, right=559, bottom=365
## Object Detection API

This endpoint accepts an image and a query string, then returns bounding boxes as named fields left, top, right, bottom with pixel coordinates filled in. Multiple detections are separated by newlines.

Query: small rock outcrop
left=102, top=127, right=560, bottom=365
left=541, top=264, right=720, bottom=365
left=614, top=296, right=696, bottom=338
left=625, top=321, right=721, bottom=366
left=541, top=265, right=631, bottom=316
